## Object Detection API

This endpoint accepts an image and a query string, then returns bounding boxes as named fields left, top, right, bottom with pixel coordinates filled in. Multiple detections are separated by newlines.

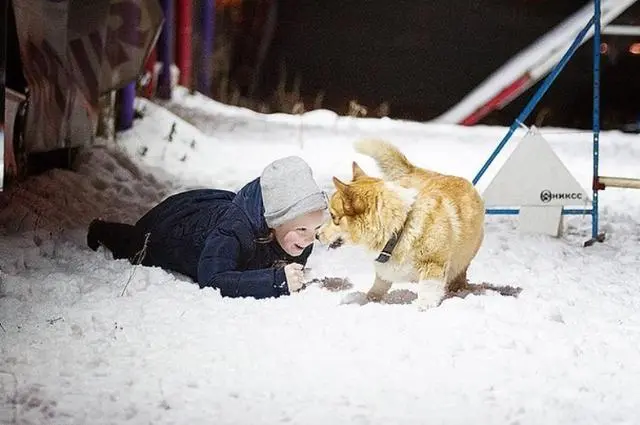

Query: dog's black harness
left=374, top=200, right=414, bottom=264
left=375, top=227, right=405, bottom=263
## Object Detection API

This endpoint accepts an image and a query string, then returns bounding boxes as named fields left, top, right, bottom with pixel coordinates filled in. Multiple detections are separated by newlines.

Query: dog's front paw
left=415, top=280, right=446, bottom=311
left=415, top=295, right=442, bottom=311
left=340, top=291, right=369, bottom=306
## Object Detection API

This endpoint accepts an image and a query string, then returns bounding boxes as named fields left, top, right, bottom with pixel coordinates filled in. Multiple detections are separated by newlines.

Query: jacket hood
left=232, top=178, right=270, bottom=236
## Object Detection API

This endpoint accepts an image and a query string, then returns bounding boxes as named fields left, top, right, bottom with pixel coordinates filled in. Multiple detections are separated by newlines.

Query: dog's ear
left=339, top=197, right=351, bottom=216
left=338, top=187, right=367, bottom=216
left=333, top=176, right=358, bottom=215
left=340, top=194, right=362, bottom=216
left=352, top=161, right=367, bottom=180
left=332, top=176, right=350, bottom=194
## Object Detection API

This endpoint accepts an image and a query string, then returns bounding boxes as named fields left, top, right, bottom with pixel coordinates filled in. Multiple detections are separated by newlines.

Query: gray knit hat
left=260, top=156, right=327, bottom=228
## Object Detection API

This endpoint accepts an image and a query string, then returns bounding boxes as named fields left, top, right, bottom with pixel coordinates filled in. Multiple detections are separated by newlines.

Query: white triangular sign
left=482, top=126, right=590, bottom=207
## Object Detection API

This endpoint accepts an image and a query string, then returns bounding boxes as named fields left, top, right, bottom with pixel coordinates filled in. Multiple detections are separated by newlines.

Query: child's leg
left=87, top=219, right=141, bottom=260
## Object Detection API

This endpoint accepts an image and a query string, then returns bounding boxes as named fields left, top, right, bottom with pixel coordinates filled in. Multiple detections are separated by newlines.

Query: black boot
left=86, top=219, right=139, bottom=260
left=87, top=219, right=103, bottom=251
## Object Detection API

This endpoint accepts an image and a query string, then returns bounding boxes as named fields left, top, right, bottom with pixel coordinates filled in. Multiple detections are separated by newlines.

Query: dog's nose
left=315, top=233, right=320, bottom=241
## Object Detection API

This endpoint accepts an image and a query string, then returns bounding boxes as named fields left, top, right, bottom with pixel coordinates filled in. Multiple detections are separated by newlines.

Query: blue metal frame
left=473, top=1, right=604, bottom=245
left=473, top=15, right=594, bottom=186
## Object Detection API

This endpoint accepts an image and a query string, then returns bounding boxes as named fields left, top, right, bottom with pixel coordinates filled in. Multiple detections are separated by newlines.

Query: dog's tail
left=354, top=139, right=416, bottom=180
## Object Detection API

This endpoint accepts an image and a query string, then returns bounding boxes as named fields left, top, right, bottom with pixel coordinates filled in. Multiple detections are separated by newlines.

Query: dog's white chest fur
left=374, top=260, right=419, bottom=283
left=369, top=182, right=420, bottom=284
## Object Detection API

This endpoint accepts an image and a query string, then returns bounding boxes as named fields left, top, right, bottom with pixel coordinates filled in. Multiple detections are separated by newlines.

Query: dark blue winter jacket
left=135, top=178, right=313, bottom=299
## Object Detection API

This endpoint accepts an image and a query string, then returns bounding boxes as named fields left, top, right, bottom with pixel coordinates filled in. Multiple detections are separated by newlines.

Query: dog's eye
left=330, top=212, right=340, bottom=225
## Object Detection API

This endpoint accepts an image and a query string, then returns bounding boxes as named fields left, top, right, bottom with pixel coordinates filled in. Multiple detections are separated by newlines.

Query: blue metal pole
left=157, top=0, right=174, bottom=99
left=591, top=0, right=601, bottom=240
left=117, top=81, right=136, bottom=131
left=473, top=16, right=595, bottom=186
left=197, top=0, right=214, bottom=95
left=0, top=0, right=5, bottom=190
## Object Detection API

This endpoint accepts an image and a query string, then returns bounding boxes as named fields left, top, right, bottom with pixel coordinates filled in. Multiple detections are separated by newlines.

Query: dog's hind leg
left=416, top=262, right=447, bottom=310
left=366, top=275, right=393, bottom=302
left=447, top=267, right=469, bottom=293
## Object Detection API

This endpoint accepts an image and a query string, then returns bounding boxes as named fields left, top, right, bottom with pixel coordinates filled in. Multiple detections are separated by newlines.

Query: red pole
left=176, top=0, right=193, bottom=88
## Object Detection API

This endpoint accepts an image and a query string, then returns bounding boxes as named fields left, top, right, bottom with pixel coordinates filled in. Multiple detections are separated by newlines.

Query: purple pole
left=117, top=81, right=136, bottom=131
left=197, top=0, right=214, bottom=95
left=157, top=0, right=174, bottom=99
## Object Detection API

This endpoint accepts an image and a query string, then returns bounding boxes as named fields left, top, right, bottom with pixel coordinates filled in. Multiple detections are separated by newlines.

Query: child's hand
left=284, top=263, right=305, bottom=293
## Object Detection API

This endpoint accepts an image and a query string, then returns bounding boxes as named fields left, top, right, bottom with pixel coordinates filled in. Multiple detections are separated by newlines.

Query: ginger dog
left=316, top=139, right=485, bottom=310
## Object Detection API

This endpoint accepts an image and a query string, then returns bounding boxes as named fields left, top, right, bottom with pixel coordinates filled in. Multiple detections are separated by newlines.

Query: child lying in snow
left=86, top=156, right=328, bottom=299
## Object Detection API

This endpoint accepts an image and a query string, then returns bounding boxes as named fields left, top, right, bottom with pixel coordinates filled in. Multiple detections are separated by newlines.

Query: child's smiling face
left=273, top=209, right=326, bottom=256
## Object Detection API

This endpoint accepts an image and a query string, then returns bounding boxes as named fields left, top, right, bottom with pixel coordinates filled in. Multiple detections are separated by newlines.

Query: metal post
left=157, top=0, right=174, bottom=99
left=585, top=0, right=606, bottom=247
left=176, top=0, right=193, bottom=87
left=117, top=81, right=136, bottom=131
left=0, top=0, right=7, bottom=190
left=197, top=0, right=214, bottom=95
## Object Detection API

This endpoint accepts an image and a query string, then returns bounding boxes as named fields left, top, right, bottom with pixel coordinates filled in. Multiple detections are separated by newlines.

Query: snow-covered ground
left=1, top=86, right=640, bottom=425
